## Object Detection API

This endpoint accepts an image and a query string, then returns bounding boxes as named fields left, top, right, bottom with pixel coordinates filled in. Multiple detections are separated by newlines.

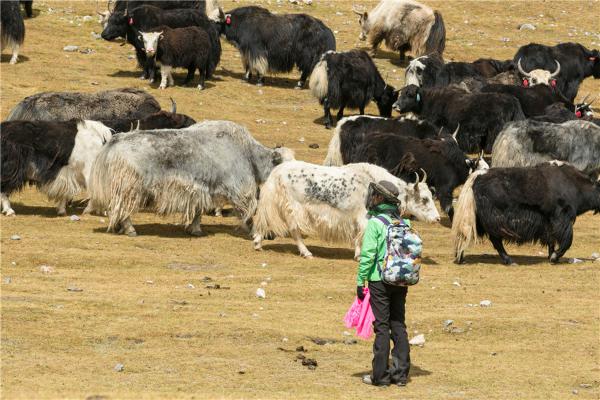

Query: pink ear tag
left=128, top=17, right=134, bottom=25
left=575, top=110, right=582, bottom=118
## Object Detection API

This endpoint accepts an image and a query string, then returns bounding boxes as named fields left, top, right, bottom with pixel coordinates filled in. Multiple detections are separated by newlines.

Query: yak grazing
left=252, top=161, right=440, bottom=259
left=353, top=0, right=445, bottom=61
left=309, top=50, right=397, bottom=128
left=452, top=162, right=600, bottom=265
left=218, top=5, right=335, bottom=87
left=89, top=121, right=294, bottom=237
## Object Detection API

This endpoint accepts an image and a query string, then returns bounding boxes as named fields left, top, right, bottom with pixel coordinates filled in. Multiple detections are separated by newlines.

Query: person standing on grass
left=356, top=180, right=410, bottom=387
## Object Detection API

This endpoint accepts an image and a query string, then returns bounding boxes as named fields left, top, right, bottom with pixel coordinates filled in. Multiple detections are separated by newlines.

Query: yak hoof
left=256, top=82, right=264, bottom=87
left=4, top=209, right=16, bottom=217
left=159, top=85, right=167, bottom=90
left=126, top=231, right=137, bottom=237
left=188, top=229, right=205, bottom=237
left=197, top=84, right=204, bottom=90
left=302, top=253, right=314, bottom=259
left=325, top=124, right=332, bottom=130
left=549, top=253, right=560, bottom=264
left=9, top=58, right=17, bottom=65
left=57, top=210, right=67, bottom=217
left=139, top=74, right=147, bottom=80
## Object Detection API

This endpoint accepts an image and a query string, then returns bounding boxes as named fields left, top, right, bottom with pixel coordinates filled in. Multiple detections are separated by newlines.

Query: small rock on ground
left=10, top=235, right=21, bottom=240
left=409, top=334, right=425, bottom=346
left=256, top=288, right=266, bottom=298
left=480, top=300, right=492, bottom=307
left=518, top=23, right=536, bottom=31
left=114, top=363, right=124, bottom=372
left=63, top=45, right=79, bottom=52
left=70, top=215, right=80, bottom=221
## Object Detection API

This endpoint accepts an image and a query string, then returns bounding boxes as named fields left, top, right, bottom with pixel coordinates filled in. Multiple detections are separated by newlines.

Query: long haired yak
left=1, top=0, right=26, bottom=64
left=492, top=120, right=600, bottom=177
left=218, top=5, right=336, bottom=87
left=452, top=163, right=600, bottom=265
left=6, top=88, right=161, bottom=121
left=353, top=0, right=445, bottom=61
left=309, top=50, right=397, bottom=128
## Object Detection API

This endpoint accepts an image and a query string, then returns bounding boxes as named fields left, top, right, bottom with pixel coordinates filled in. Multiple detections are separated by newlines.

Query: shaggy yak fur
left=141, top=25, right=218, bottom=90
left=340, top=134, right=488, bottom=218
left=355, top=0, right=445, bottom=61
left=89, top=121, right=295, bottom=237
left=100, top=110, right=197, bottom=133
left=405, top=53, right=516, bottom=89
left=6, top=88, right=161, bottom=121
left=219, top=5, right=336, bottom=87
left=101, top=3, right=220, bottom=81
left=252, top=161, right=440, bottom=259
left=514, top=42, right=600, bottom=102
left=492, top=120, right=600, bottom=177
left=324, top=115, right=443, bottom=166
left=1, top=0, right=25, bottom=64
left=480, top=84, right=575, bottom=118
left=393, top=84, right=526, bottom=153
left=452, top=163, right=600, bottom=265
left=0, top=120, right=113, bottom=216
left=309, top=50, right=397, bottom=128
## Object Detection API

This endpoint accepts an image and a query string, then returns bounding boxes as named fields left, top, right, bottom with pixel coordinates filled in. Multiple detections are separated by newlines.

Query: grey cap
left=369, top=180, right=401, bottom=205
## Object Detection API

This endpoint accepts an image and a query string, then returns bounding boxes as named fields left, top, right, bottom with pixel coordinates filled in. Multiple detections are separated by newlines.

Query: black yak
left=1, top=0, right=25, bottom=64
left=309, top=50, right=397, bottom=128
left=514, top=42, right=600, bottom=102
left=218, top=5, right=335, bottom=87
left=452, top=163, right=600, bottom=264
left=393, top=84, right=525, bottom=152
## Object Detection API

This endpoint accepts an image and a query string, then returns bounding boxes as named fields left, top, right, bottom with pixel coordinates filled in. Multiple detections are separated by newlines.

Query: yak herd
left=1, top=0, right=600, bottom=265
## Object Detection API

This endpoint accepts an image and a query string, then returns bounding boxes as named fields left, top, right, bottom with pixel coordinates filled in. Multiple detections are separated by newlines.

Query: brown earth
left=1, top=1, right=599, bottom=399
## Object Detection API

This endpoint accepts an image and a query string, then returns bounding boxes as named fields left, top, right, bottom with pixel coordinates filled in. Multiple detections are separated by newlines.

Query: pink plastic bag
left=344, top=288, right=375, bottom=339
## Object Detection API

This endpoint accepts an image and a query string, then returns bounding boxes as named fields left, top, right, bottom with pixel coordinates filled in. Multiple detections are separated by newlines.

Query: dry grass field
left=1, top=1, right=600, bottom=399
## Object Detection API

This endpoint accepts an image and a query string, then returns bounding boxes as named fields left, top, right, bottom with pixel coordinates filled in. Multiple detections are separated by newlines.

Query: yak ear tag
left=416, top=93, right=421, bottom=103
left=128, top=17, right=134, bottom=25
left=225, top=15, right=231, bottom=25
left=575, top=110, right=582, bottom=118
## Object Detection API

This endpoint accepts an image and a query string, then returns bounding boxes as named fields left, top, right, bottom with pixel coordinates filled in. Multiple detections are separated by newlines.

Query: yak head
left=404, top=170, right=441, bottom=223
left=466, top=151, right=489, bottom=174
left=587, top=49, right=600, bottom=78
left=404, top=53, right=444, bottom=88
left=101, top=10, right=129, bottom=40
left=517, top=58, right=561, bottom=88
left=393, top=85, right=423, bottom=114
left=575, top=94, right=596, bottom=119
left=139, top=31, right=163, bottom=56
left=375, top=85, right=399, bottom=118
left=352, top=7, right=370, bottom=41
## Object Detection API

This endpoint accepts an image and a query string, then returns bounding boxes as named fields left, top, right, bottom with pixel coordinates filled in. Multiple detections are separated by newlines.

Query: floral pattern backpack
left=375, top=216, right=422, bottom=286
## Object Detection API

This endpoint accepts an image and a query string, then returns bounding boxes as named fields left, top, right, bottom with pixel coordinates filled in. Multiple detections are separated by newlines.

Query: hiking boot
left=362, top=375, right=390, bottom=387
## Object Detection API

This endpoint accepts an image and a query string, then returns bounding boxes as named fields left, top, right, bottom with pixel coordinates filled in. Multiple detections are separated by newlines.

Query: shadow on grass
left=218, top=67, right=303, bottom=90
left=1, top=54, right=30, bottom=64
left=259, top=243, right=355, bottom=260
left=352, top=364, right=432, bottom=380
left=7, top=202, right=84, bottom=217
left=92, top=222, right=251, bottom=240
left=460, top=253, right=551, bottom=266
left=353, top=45, right=413, bottom=67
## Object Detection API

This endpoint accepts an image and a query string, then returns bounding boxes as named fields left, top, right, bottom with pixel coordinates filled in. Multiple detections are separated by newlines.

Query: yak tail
left=252, top=174, right=291, bottom=239
left=323, top=120, right=344, bottom=166
left=425, top=11, right=446, bottom=55
left=309, top=59, right=329, bottom=101
left=451, top=169, right=487, bottom=262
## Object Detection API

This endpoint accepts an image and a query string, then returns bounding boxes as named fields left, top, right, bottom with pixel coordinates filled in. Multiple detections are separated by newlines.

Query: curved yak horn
left=352, top=6, right=364, bottom=15
left=413, top=172, right=420, bottom=186
left=452, top=123, right=460, bottom=140
left=170, top=97, right=176, bottom=113
left=517, top=58, right=530, bottom=77
left=550, top=60, right=561, bottom=77
left=420, top=168, right=427, bottom=183
left=479, top=150, right=484, bottom=159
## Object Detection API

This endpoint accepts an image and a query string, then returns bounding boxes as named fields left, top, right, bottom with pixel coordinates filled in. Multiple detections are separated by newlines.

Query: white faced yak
left=6, top=88, right=161, bottom=121
left=309, top=50, right=397, bottom=129
left=1, top=0, right=25, bottom=64
left=393, top=84, right=526, bottom=153
left=89, top=121, right=294, bottom=237
left=514, top=42, right=600, bottom=102
left=140, top=25, right=218, bottom=90
left=452, top=163, right=600, bottom=265
left=252, top=161, right=440, bottom=259
left=352, top=0, right=445, bottom=61
left=492, top=120, right=600, bottom=177
left=218, top=5, right=335, bottom=88
left=1, top=120, right=113, bottom=216
left=100, top=2, right=220, bottom=81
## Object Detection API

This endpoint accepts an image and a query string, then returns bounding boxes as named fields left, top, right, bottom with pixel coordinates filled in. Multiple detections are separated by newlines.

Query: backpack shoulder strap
left=374, top=215, right=391, bottom=226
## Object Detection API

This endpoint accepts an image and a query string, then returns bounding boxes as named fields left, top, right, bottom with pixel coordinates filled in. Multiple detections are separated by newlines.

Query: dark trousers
left=368, top=280, right=410, bottom=385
